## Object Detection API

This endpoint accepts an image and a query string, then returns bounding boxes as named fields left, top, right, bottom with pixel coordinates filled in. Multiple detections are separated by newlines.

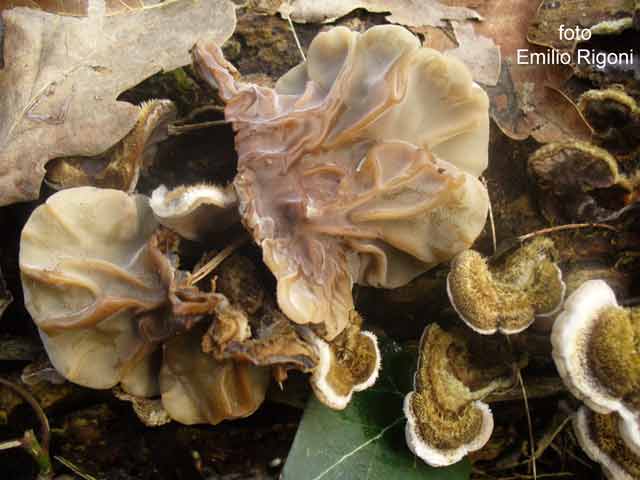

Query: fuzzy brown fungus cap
left=46, top=100, right=177, bottom=192
left=574, top=406, right=640, bottom=480
left=194, top=25, right=490, bottom=340
left=404, top=324, right=515, bottom=466
left=528, top=141, right=633, bottom=222
left=20, top=187, right=166, bottom=397
left=150, top=183, right=239, bottom=241
left=306, top=312, right=380, bottom=410
left=447, top=237, right=565, bottom=335
left=552, top=279, right=640, bottom=454
left=159, top=325, right=270, bottom=425
left=578, top=88, right=640, bottom=158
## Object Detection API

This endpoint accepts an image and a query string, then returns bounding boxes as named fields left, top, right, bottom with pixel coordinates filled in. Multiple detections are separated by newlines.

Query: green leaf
left=282, top=340, right=471, bottom=480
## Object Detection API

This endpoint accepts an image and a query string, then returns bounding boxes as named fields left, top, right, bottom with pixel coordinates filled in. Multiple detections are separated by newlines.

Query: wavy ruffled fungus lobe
left=150, top=183, right=239, bottom=241
left=574, top=406, right=640, bottom=480
left=447, top=237, right=565, bottom=335
left=552, top=279, right=640, bottom=454
left=160, top=326, right=270, bottom=426
left=404, top=324, right=515, bottom=466
left=20, top=186, right=166, bottom=397
left=306, top=312, right=380, bottom=410
left=194, top=25, right=490, bottom=341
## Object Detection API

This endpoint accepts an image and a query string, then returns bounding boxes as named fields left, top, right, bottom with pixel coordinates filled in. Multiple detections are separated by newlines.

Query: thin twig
left=282, top=2, right=306, bottom=61
left=0, top=378, right=50, bottom=450
left=481, top=176, right=497, bottom=253
left=518, top=370, right=537, bottom=480
left=55, top=456, right=98, bottom=480
left=517, top=223, right=617, bottom=242
left=188, top=236, right=249, bottom=286
left=0, top=378, right=52, bottom=479
left=168, top=119, right=230, bottom=136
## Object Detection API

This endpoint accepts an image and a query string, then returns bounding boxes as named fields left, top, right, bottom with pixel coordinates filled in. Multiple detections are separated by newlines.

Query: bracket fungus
left=552, top=279, right=640, bottom=455
left=447, top=237, right=565, bottom=335
left=193, top=24, right=490, bottom=341
left=150, top=183, right=239, bottom=241
left=529, top=88, right=640, bottom=223
left=574, top=406, right=640, bottom=480
left=404, top=324, right=516, bottom=466
left=306, top=312, right=380, bottom=410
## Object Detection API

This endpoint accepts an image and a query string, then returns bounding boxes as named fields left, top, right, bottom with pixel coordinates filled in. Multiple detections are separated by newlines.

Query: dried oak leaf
left=0, top=0, right=235, bottom=206
left=278, top=0, right=481, bottom=28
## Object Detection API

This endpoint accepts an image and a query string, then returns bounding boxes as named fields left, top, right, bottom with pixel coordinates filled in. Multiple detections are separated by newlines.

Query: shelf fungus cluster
left=404, top=324, right=517, bottom=466
left=529, top=88, right=640, bottom=223
left=447, top=237, right=565, bottom=335
left=552, top=280, right=640, bottom=461
left=192, top=24, right=490, bottom=342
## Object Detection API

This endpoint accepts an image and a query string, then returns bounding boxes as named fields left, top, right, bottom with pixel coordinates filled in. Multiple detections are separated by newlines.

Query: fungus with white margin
left=447, top=237, right=565, bottom=335
left=191, top=24, right=490, bottom=341
left=305, top=312, right=380, bottom=410
left=574, top=405, right=640, bottom=480
left=404, top=324, right=517, bottom=466
left=150, top=183, right=239, bottom=241
left=552, top=279, right=640, bottom=454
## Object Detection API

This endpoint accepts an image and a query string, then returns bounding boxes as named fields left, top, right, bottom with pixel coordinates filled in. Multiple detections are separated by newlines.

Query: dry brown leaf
left=439, top=0, right=592, bottom=142
left=0, top=0, right=236, bottom=206
left=279, top=0, right=481, bottom=28
left=527, top=0, right=635, bottom=50
left=447, top=21, right=500, bottom=86
left=0, top=0, right=149, bottom=16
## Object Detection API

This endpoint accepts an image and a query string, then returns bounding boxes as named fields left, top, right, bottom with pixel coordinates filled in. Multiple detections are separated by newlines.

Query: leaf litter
left=0, top=0, right=236, bottom=206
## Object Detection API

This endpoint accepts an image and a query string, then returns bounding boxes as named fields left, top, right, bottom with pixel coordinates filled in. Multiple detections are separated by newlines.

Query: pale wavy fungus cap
left=20, top=186, right=165, bottom=397
left=447, top=237, right=565, bottom=335
left=552, top=279, right=640, bottom=454
left=193, top=25, right=490, bottom=341
left=404, top=324, right=515, bottom=467
left=574, top=406, right=640, bottom=480
left=150, top=183, right=239, bottom=241
left=160, top=325, right=270, bottom=425
left=19, top=187, right=270, bottom=425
